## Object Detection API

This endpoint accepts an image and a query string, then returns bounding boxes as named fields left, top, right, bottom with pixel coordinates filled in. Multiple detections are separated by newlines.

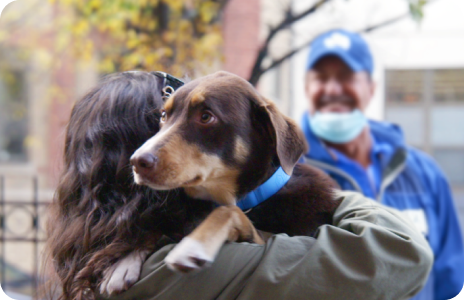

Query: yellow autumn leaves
left=1, top=0, right=224, bottom=77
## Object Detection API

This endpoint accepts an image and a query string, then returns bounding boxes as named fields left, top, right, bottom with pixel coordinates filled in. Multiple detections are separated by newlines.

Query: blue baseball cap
left=306, top=29, right=373, bottom=74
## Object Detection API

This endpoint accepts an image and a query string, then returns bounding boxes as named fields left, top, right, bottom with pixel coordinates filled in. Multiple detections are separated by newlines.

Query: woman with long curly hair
left=44, top=71, right=213, bottom=300
left=45, top=71, right=433, bottom=300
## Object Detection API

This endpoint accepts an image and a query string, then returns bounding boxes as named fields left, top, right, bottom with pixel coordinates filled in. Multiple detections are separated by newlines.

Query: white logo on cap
left=324, top=33, right=351, bottom=50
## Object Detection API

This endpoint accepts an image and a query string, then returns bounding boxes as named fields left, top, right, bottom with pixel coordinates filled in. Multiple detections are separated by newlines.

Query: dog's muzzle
left=130, top=152, right=158, bottom=177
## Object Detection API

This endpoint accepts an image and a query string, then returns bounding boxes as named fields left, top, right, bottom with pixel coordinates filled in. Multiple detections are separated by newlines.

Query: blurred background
left=0, top=0, right=462, bottom=298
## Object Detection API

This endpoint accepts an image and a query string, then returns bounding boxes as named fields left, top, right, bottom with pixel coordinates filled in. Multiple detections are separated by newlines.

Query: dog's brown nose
left=131, top=153, right=158, bottom=173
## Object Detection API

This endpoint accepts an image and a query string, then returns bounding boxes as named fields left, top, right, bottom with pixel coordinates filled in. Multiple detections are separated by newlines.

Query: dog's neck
left=183, top=162, right=285, bottom=209
left=183, top=184, right=238, bottom=206
left=236, top=166, right=290, bottom=210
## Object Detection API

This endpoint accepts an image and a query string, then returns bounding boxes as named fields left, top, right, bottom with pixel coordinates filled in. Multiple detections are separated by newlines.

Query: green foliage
left=0, top=0, right=224, bottom=78
left=55, top=0, right=224, bottom=76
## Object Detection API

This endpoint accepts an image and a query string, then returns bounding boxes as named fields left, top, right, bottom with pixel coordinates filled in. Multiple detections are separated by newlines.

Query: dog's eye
left=200, top=112, right=214, bottom=124
left=160, top=110, right=167, bottom=123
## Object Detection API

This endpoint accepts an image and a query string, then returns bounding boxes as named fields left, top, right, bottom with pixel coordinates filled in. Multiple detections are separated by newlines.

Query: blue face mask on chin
left=309, top=109, right=368, bottom=144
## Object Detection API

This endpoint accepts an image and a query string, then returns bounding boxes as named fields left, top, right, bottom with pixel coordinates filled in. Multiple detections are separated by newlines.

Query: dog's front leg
left=99, top=250, right=150, bottom=296
left=165, top=205, right=264, bottom=273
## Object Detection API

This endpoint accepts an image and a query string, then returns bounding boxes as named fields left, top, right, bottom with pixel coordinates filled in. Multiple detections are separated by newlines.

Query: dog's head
left=131, top=71, right=307, bottom=205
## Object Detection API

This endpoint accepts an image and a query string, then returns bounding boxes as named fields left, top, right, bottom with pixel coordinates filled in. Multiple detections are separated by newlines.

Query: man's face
left=304, top=55, right=375, bottom=114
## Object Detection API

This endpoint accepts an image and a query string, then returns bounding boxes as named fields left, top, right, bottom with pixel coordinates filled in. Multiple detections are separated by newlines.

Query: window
left=0, top=69, right=28, bottom=163
left=385, top=70, right=423, bottom=104
left=433, top=69, right=464, bottom=103
left=385, top=69, right=464, bottom=187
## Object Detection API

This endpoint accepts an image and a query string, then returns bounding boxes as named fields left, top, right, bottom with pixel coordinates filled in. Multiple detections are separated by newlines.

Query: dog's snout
left=131, top=153, right=158, bottom=172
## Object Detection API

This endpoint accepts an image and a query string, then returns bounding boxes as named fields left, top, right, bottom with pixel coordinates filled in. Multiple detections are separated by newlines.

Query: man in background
left=301, top=28, right=464, bottom=300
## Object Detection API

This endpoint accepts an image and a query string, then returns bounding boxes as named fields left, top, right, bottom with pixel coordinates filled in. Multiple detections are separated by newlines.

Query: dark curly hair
left=44, top=71, right=211, bottom=300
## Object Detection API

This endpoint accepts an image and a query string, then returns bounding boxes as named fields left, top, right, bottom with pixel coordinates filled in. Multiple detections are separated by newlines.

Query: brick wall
left=47, top=58, right=75, bottom=187
left=222, top=0, right=261, bottom=80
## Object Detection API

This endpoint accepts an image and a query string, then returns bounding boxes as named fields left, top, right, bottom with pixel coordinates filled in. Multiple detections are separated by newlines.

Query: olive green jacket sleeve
left=101, top=191, right=433, bottom=300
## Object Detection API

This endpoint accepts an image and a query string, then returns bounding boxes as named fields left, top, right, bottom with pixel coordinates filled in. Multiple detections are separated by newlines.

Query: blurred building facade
left=370, top=0, right=464, bottom=238
left=0, top=2, right=100, bottom=297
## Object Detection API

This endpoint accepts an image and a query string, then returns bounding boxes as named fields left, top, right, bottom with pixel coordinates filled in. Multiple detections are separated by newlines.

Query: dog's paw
left=99, top=250, right=148, bottom=296
left=164, top=237, right=214, bottom=273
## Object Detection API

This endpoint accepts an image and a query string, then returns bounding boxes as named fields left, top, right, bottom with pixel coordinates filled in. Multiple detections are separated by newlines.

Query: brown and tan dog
left=130, top=71, right=339, bottom=272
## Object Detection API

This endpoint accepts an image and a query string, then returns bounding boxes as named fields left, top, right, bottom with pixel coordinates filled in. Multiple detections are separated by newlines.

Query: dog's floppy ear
left=252, top=95, right=308, bottom=176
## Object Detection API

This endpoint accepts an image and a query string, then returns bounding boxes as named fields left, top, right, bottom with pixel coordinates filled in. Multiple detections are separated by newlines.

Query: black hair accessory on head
left=151, top=71, right=185, bottom=101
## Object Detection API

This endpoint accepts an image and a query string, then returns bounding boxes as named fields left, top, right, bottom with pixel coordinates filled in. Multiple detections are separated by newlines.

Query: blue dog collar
left=236, top=167, right=291, bottom=211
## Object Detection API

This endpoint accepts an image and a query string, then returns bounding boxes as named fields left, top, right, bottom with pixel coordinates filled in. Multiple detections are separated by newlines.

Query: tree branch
left=248, top=0, right=437, bottom=85
left=248, top=0, right=332, bottom=86
left=362, top=13, right=408, bottom=33
left=265, top=0, right=329, bottom=45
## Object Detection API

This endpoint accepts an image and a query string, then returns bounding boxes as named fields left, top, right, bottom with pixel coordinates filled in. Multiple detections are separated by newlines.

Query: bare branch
left=362, top=13, right=409, bottom=33
left=248, top=0, right=332, bottom=85
left=249, top=0, right=438, bottom=85
left=265, top=0, right=330, bottom=45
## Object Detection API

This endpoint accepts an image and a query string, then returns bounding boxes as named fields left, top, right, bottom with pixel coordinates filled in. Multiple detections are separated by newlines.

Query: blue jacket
left=301, top=112, right=464, bottom=300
